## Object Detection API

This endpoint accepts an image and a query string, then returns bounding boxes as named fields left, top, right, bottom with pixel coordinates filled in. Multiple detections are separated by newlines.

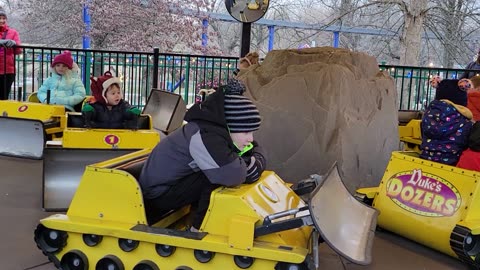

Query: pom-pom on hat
left=458, top=78, right=473, bottom=92
left=222, top=80, right=261, bottom=133
left=435, top=79, right=467, bottom=106
left=90, top=71, right=121, bottom=105
left=220, top=78, right=246, bottom=96
left=52, top=51, right=73, bottom=69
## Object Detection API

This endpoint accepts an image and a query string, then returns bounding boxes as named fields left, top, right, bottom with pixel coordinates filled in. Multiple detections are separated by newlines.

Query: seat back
left=27, top=92, right=40, bottom=103
left=67, top=113, right=85, bottom=128
left=118, top=158, right=147, bottom=180
left=67, top=113, right=151, bottom=130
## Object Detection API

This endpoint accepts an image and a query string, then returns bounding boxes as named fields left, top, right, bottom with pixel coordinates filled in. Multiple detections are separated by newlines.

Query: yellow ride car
left=35, top=150, right=378, bottom=270
left=357, top=151, right=480, bottom=269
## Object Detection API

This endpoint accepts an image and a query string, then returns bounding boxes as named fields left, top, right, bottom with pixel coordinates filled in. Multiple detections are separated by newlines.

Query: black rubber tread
left=450, top=225, right=480, bottom=269
left=33, top=224, right=67, bottom=269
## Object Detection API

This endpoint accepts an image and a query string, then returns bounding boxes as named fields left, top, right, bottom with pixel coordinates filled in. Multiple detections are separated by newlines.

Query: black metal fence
left=379, top=65, right=479, bottom=111
left=5, top=45, right=479, bottom=110
left=9, top=46, right=239, bottom=107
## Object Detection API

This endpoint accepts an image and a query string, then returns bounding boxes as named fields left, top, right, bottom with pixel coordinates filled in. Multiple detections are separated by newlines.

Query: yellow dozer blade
left=309, top=164, right=378, bottom=265
left=143, top=89, right=186, bottom=134
left=0, top=117, right=45, bottom=159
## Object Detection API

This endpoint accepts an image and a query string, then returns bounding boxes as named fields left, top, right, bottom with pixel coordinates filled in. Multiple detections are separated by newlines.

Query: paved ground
left=0, top=155, right=469, bottom=270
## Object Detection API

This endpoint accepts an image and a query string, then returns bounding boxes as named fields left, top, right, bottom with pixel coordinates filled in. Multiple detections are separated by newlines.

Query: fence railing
left=379, top=65, right=479, bottom=111
left=5, top=46, right=479, bottom=110
left=9, top=46, right=239, bottom=106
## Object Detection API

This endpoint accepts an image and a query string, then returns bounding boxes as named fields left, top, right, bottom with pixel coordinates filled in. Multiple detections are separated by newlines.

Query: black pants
left=0, top=74, right=15, bottom=100
left=144, top=172, right=219, bottom=228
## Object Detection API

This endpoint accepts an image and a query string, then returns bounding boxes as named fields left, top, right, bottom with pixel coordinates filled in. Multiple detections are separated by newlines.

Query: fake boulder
left=238, top=47, right=398, bottom=192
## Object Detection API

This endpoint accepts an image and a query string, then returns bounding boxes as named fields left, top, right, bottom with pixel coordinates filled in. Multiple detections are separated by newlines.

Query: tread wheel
left=156, top=244, right=176, bottom=257
left=194, top=249, right=215, bottom=263
left=83, top=234, right=103, bottom=247
left=34, top=224, right=67, bottom=254
left=118, top=238, right=139, bottom=252
left=234, top=255, right=254, bottom=269
left=60, top=250, right=89, bottom=270
left=96, top=255, right=124, bottom=270
left=133, top=260, right=160, bottom=270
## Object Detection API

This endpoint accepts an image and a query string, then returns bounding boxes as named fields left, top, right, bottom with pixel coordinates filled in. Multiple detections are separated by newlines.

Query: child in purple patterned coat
left=420, top=79, right=474, bottom=165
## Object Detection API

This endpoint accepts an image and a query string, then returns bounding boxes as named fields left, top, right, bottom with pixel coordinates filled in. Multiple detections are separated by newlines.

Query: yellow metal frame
left=360, top=151, right=480, bottom=258
left=61, top=113, right=159, bottom=149
left=62, top=128, right=159, bottom=149
left=398, top=119, right=422, bottom=153
left=0, top=99, right=66, bottom=135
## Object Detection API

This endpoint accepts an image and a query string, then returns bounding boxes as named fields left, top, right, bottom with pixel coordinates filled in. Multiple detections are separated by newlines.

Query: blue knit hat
left=435, top=79, right=467, bottom=106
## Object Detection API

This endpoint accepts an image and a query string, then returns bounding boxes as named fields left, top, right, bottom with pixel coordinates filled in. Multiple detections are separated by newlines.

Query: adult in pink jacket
left=0, top=7, right=21, bottom=100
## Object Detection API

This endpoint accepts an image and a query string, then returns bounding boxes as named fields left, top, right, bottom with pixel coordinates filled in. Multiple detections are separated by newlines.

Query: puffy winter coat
left=420, top=99, right=473, bottom=165
left=82, top=100, right=139, bottom=129
left=467, top=91, right=480, bottom=121
left=138, top=90, right=266, bottom=200
left=0, top=24, right=21, bottom=74
left=37, top=64, right=86, bottom=111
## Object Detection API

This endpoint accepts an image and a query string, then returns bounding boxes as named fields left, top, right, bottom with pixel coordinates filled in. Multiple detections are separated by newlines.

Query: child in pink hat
left=37, top=50, right=86, bottom=111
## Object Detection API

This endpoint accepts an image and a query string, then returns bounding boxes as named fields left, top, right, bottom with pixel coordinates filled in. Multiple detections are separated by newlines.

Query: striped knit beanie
left=224, top=94, right=261, bottom=133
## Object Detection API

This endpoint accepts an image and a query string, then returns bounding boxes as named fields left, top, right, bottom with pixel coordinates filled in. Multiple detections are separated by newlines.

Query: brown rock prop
left=238, top=47, right=398, bottom=192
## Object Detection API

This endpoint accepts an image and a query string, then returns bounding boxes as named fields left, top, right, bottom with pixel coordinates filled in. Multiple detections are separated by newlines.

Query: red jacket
left=467, top=91, right=480, bottom=122
left=457, top=149, right=480, bottom=171
left=0, top=24, right=21, bottom=74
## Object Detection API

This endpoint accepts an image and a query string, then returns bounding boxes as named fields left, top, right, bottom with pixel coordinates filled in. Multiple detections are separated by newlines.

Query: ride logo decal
left=104, top=134, right=120, bottom=146
left=385, top=169, right=461, bottom=217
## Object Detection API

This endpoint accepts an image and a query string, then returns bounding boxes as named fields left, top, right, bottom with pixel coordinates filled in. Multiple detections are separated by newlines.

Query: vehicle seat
left=27, top=92, right=40, bottom=103
left=137, top=115, right=150, bottom=129
left=67, top=113, right=85, bottom=128
left=67, top=113, right=150, bottom=130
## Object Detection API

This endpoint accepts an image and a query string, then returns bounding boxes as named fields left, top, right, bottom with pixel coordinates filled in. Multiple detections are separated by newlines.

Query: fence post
left=152, top=48, right=159, bottom=89
left=84, top=51, right=92, bottom=94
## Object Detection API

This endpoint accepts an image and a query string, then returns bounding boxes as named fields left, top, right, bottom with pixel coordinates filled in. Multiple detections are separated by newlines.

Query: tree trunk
left=398, top=0, right=428, bottom=66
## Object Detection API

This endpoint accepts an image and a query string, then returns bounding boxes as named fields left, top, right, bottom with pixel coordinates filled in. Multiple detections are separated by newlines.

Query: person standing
left=0, top=7, right=21, bottom=100
left=460, top=49, right=480, bottom=79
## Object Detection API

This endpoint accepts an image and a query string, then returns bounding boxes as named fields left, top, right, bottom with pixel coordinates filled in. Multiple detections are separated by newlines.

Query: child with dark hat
left=457, top=122, right=480, bottom=171
left=420, top=79, right=474, bottom=165
left=138, top=79, right=266, bottom=229
left=37, top=51, right=86, bottom=111
left=82, top=71, right=140, bottom=129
